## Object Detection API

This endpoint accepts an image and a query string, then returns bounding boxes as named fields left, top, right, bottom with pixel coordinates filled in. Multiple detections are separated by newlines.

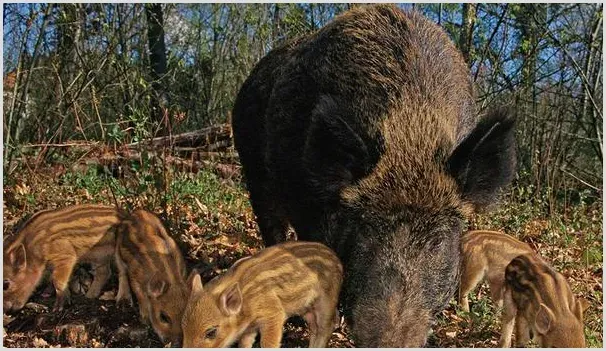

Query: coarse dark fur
left=231, top=4, right=516, bottom=347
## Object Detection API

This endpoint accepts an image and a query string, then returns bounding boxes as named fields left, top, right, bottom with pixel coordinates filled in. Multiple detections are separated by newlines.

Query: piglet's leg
left=498, top=289, right=517, bottom=348
left=303, top=310, right=319, bottom=347
left=114, top=249, right=133, bottom=308
left=514, top=314, right=531, bottom=347
left=51, top=256, right=78, bottom=312
left=307, top=295, right=337, bottom=347
left=86, top=261, right=111, bottom=298
left=459, top=264, right=485, bottom=313
left=131, top=284, right=150, bottom=323
left=239, top=330, right=258, bottom=348
left=259, top=315, right=286, bottom=348
left=487, top=274, right=505, bottom=310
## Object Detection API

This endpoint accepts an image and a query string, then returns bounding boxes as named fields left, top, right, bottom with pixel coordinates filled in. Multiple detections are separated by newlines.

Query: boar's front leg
left=51, top=255, right=78, bottom=312
left=246, top=179, right=289, bottom=246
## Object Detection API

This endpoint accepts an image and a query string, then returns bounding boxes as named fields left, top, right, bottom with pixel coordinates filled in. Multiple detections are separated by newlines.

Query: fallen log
left=126, top=124, right=232, bottom=149
left=97, top=149, right=241, bottom=179
left=20, top=124, right=234, bottom=153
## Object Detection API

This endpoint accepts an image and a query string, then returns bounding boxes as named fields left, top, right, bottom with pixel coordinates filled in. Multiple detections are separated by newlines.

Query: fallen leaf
left=33, top=337, right=49, bottom=347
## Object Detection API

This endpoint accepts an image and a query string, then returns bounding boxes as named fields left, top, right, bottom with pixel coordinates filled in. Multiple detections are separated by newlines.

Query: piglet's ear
left=220, top=283, right=242, bottom=316
left=147, top=275, right=170, bottom=299
left=447, top=109, right=516, bottom=211
left=190, top=273, right=204, bottom=295
left=9, top=244, right=27, bottom=271
left=535, top=303, right=555, bottom=335
left=574, top=297, right=590, bottom=321
left=187, top=269, right=202, bottom=294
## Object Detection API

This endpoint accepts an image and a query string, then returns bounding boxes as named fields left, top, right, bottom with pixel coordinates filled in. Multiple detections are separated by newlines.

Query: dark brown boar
left=231, top=4, right=516, bottom=347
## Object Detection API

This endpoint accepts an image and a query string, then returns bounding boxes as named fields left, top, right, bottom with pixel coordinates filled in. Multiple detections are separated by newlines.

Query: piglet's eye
left=204, top=326, right=217, bottom=340
left=3, top=280, right=10, bottom=291
left=159, top=311, right=171, bottom=324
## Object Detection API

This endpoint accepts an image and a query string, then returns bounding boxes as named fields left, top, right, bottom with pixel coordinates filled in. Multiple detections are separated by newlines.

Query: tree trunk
left=582, top=5, right=603, bottom=163
left=516, top=4, right=545, bottom=194
left=145, top=3, right=169, bottom=135
left=460, top=3, right=477, bottom=66
left=5, top=4, right=52, bottom=168
left=55, top=3, right=85, bottom=140
left=272, top=4, right=281, bottom=44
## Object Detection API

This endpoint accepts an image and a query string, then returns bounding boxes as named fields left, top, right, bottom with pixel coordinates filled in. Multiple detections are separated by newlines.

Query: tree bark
left=460, top=3, right=477, bottom=66
left=145, top=3, right=169, bottom=135
left=272, top=4, right=281, bottom=44
left=5, top=4, right=52, bottom=168
left=582, top=5, right=603, bottom=163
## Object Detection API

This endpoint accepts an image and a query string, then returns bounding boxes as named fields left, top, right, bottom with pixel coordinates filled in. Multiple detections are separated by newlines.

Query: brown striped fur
left=114, top=209, right=194, bottom=346
left=3, top=204, right=122, bottom=312
left=458, top=230, right=535, bottom=313
left=181, top=241, right=343, bottom=348
left=499, top=254, right=588, bottom=347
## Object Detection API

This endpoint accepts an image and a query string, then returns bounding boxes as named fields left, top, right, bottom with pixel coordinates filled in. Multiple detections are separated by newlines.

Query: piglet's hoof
left=52, top=294, right=71, bottom=313
left=52, top=304, right=64, bottom=313
left=115, top=297, right=134, bottom=311
left=116, top=301, right=130, bottom=312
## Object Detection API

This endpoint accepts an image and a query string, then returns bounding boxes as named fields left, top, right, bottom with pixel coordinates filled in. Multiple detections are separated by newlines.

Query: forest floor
left=2, top=150, right=603, bottom=348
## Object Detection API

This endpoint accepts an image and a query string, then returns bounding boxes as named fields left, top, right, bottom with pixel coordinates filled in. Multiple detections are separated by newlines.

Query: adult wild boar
left=232, top=4, right=516, bottom=347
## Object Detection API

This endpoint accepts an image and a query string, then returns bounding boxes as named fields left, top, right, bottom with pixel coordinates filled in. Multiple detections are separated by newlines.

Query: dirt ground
left=1, top=246, right=558, bottom=349
left=2, top=259, right=356, bottom=348
left=2, top=162, right=602, bottom=348
left=1, top=226, right=479, bottom=348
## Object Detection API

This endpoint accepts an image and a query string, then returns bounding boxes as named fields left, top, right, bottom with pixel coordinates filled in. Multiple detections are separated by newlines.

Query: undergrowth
left=2, top=152, right=603, bottom=348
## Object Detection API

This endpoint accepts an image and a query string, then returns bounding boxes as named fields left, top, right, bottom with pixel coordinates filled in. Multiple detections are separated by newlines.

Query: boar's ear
left=303, top=95, right=370, bottom=196
left=447, top=109, right=516, bottom=211
left=220, top=282, right=242, bottom=316
left=147, top=275, right=170, bottom=299
left=535, top=303, right=555, bottom=335
left=9, top=244, right=27, bottom=270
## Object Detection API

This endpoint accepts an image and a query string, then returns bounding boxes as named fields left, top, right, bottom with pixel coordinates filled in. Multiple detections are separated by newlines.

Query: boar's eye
left=3, top=280, right=10, bottom=291
left=204, top=326, right=217, bottom=340
left=159, top=311, right=171, bottom=324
